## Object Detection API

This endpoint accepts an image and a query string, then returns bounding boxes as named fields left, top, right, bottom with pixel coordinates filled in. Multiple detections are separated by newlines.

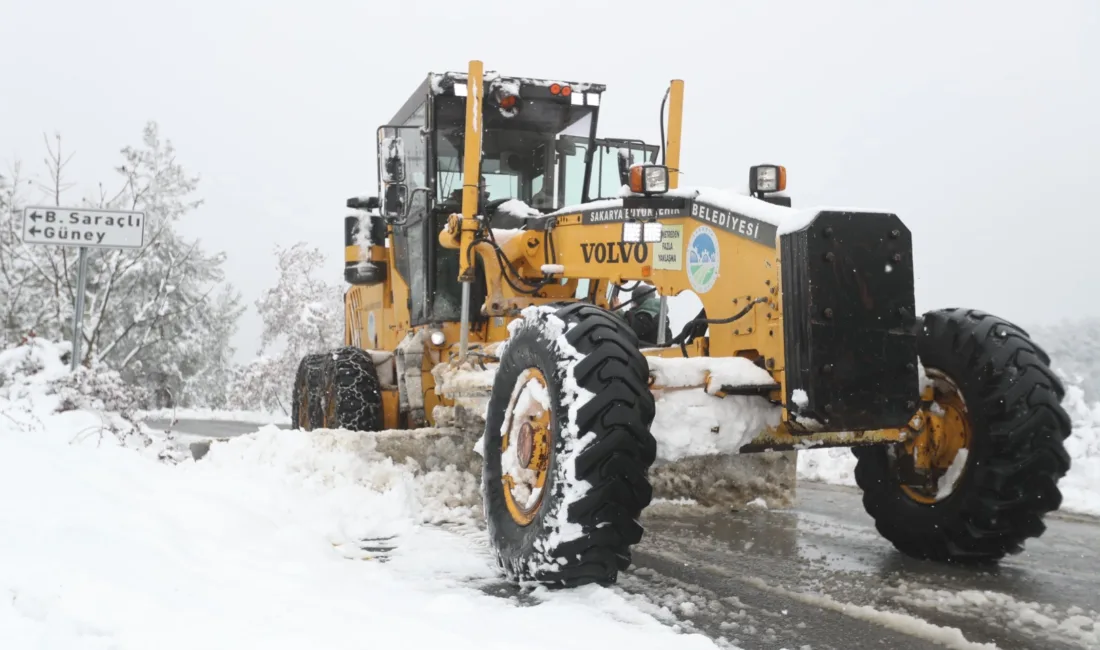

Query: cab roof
left=387, top=71, right=606, bottom=125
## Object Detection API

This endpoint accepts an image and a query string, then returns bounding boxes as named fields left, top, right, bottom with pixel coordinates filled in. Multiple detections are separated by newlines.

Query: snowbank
left=797, top=377, right=1100, bottom=518
left=0, top=339, right=719, bottom=649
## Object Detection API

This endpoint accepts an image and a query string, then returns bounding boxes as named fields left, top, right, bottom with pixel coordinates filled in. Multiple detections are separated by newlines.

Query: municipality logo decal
left=687, top=226, right=719, bottom=294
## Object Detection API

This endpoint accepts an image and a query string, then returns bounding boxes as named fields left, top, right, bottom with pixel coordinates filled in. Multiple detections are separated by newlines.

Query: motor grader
left=294, top=60, right=1072, bottom=588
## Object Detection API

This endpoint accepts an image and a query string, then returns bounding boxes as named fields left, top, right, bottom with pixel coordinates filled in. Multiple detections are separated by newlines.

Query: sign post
left=20, top=206, right=147, bottom=370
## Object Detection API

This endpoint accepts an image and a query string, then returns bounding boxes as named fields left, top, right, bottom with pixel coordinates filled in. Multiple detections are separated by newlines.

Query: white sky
left=2, top=1, right=1098, bottom=361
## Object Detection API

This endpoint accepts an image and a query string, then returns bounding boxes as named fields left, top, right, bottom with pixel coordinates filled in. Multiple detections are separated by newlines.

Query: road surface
left=163, top=419, right=1100, bottom=649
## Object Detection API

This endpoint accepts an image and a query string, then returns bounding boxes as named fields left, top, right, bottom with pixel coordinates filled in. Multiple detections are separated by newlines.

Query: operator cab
left=365, top=71, right=658, bottom=327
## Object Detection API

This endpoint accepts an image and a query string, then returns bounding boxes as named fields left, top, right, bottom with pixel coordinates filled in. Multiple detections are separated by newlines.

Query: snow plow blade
left=433, top=356, right=798, bottom=509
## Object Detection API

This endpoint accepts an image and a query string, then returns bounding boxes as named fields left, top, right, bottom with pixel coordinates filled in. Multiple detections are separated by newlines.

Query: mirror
left=346, top=196, right=380, bottom=211
left=383, top=183, right=408, bottom=219
left=617, top=148, right=633, bottom=186
left=381, top=136, right=407, bottom=183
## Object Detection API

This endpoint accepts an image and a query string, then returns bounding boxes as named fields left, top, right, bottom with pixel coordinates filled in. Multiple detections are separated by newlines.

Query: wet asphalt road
left=145, top=419, right=287, bottom=437
left=164, top=419, right=1100, bottom=649
left=631, top=484, right=1100, bottom=649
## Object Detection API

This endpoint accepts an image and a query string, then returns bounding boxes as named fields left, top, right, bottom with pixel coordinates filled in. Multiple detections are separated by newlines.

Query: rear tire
left=292, top=353, right=328, bottom=430
left=483, top=303, right=657, bottom=587
left=854, top=308, right=1072, bottom=562
left=321, top=347, right=385, bottom=432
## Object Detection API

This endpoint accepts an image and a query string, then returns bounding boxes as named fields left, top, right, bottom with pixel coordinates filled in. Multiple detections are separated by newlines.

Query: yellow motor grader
left=294, top=60, right=1072, bottom=587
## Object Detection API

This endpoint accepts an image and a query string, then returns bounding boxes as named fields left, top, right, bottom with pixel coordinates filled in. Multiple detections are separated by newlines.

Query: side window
left=559, top=141, right=588, bottom=208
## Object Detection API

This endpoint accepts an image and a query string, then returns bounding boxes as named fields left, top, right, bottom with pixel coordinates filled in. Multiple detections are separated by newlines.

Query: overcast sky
left=2, top=1, right=1097, bottom=361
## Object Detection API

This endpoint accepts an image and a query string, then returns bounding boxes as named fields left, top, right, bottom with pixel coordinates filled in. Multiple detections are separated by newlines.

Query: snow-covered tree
left=0, top=161, right=43, bottom=349
left=0, top=124, right=243, bottom=407
left=228, top=242, right=344, bottom=413
left=1031, top=317, right=1100, bottom=401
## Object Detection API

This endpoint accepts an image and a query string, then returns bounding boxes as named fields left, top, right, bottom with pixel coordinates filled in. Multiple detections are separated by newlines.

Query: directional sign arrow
left=29, top=211, right=41, bottom=222
left=28, top=226, right=40, bottom=236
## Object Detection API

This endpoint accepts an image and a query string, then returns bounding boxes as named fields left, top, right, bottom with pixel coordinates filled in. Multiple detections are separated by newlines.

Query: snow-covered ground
left=798, top=379, right=1100, bottom=518
left=0, top=339, right=717, bottom=649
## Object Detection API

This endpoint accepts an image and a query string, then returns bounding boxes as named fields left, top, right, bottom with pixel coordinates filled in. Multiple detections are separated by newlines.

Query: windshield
left=434, top=95, right=597, bottom=213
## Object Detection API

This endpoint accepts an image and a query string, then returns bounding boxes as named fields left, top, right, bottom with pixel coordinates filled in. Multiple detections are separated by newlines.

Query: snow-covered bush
left=0, top=336, right=184, bottom=461
left=227, top=355, right=289, bottom=414
left=50, top=364, right=148, bottom=415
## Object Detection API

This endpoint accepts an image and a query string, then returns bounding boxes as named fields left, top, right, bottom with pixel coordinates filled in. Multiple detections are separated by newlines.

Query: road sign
left=20, top=206, right=147, bottom=250
left=19, top=206, right=148, bottom=370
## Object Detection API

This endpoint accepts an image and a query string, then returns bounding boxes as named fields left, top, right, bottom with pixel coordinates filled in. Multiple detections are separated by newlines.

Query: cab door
left=377, top=124, right=431, bottom=324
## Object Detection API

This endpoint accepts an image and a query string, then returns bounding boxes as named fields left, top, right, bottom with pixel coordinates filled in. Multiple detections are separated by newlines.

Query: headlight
left=750, top=164, right=786, bottom=194
left=621, top=221, right=664, bottom=244
left=629, top=164, right=669, bottom=194
left=430, top=330, right=446, bottom=346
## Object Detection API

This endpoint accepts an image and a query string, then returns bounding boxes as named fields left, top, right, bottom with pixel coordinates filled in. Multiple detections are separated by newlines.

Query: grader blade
left=431, top=353, right=798, bottom=509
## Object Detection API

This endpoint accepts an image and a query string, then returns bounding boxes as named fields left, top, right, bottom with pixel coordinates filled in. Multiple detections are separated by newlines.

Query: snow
left=775, top=208, right=820, bottom=235
left=0, top=341, right=721, bottom=650
left=936, top=448, right=969, bottom=498
left=744, top=577, right=999, bottom=650
left=540, top=263, right=565, bottom=274
left=544, top=197, right=624, bottom=217
left=651, top=187, right=795, bottom=227
left=1054, top=382, right=1100, bottom=516
left=650, top=389, right=781, bottom=461
left=643, top=356, right=781, bottom=461
left=647, top=356, right=775, bottom=392
left=496, top=198, right=541, bottom=219
left=791, top=389, right=809, bottom=408
left=490, top=227, right=524, bottom=247
left=892, top=583, right=1100, bottom=648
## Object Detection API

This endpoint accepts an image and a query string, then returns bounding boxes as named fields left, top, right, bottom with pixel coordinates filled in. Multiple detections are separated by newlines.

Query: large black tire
left=320, top=347, right=385, bottom=432
left=483, top=303, right=657, bottom=587
left=853, top=308, right=1072, bottom=562
left=292, top=353, right=328, bottom=430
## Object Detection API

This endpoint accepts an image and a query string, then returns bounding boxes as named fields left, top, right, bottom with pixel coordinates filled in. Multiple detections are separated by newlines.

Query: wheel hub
left=517, top=421, right=536, bottom=468
left=897, top=370, right=973, bottom=504
left=501, top=368, right=552, bottom=526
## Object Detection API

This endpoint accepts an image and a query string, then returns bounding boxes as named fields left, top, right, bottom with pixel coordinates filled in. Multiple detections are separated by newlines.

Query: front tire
left=854, top=308, right=1072, bottom=562
left=483, top=303, right=657, bottom=587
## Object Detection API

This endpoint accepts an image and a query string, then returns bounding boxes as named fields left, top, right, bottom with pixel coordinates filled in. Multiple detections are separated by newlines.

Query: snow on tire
left=854, top=308, right=1072, bottom=562
left=482, top=303, right=657, bottom=587
left=321, top=347, right=385, bottom=432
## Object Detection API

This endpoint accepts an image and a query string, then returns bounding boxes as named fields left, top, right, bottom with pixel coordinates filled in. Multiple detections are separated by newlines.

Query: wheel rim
left=500, top=367, right=552, bottom=526
left=896, top=369, right=973, bottom=504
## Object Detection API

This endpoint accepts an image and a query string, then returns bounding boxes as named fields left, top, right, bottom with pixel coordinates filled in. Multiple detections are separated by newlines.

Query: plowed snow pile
left=0, top=339, right=717, bottom=649
left=798, top=379, right=1100, bottom=517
